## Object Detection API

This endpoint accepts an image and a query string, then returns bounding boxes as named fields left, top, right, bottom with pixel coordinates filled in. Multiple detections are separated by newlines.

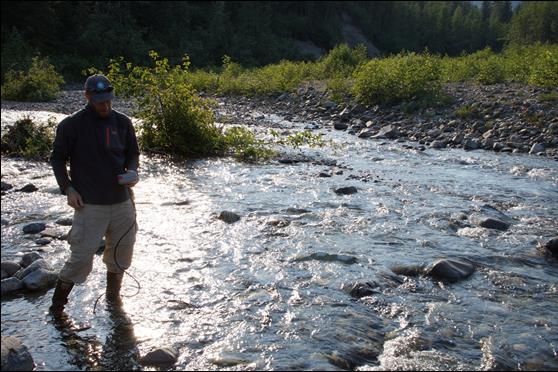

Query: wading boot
left=49, top=279, right=74, bottom=318
left=106, top=271, right=124, bottom=308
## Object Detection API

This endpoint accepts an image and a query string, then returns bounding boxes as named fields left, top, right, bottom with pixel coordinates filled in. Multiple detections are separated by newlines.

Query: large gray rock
left=426, top=259, right=474, bottom=282
left=218, top=211, right=241, bottom=224
left=1, top=336, right=34, bottom=371
left=20, top=252, right=43, bottom=268
left=1, top=262, right=21, bottom=279
left=140, top=347, right=178, bottom=366
left=15, top=259, right=53, bottom=280
left=22, top=223, right=46, bottom=235
left=529, top=143, right=545, bottom=154
left=22, top=269, right=58, bottom=290
left=479, top=218, right=510, bottom=231
left=1, top=278, right=24, bottom=296
left=373, top=125, right=399, bottom=139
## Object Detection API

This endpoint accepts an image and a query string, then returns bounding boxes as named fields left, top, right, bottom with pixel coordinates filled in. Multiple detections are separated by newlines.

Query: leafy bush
left=1, top=57, right=64, bottom=101
left=1, top=117, right=55, bottom=160
left=353, top=52, right=442, bottom=105
left=528, top=46, right=558, bottom=87
left=318, top=44, right=368, bottom=78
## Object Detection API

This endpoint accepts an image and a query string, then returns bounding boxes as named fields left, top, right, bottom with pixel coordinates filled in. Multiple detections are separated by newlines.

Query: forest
left=2, top=1, right=557, bottom=80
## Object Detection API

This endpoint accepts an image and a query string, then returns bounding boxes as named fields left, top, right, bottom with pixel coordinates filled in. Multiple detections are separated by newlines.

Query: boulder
left=21, top=269, right=58, bottom=290
left=140, top=347, right=178, bottom=366
left=344, top=282, right=378, bottom=298
left=1, top=182, right=13, bottom=191
left=479, top=218, right=510, bottom=231
left=334, top=186, right=358, bottom=195
left=218, top=211, right=241, bottom=224
left=18, top=184, right=38, bottom=193
left=22, top=223, right=46, bottom=235
left=373, top=125, right=399, bottom=139
left=1, top=262, right=21, bottom=279
left=20, top=252, right=43, bottom=268
left=357, top=129, right=374, bottom=138
left=529, top=143, right=545, bottom=154
left=1, top=336, right=34, bottom=371
left=334, top=122, right=348, bottom=130
left=1, top=278, right=24, bottom=296
left=426, top=259, right=474, bottom=282
left=15, top=259, right=53, bottom=280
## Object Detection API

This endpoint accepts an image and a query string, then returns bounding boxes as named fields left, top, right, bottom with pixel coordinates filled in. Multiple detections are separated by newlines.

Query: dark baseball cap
left=84, top=74, right=115, bottom=103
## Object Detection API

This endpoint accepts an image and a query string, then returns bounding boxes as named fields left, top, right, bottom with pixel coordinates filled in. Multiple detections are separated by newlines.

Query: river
left=1, top=107, right=557, bottom=371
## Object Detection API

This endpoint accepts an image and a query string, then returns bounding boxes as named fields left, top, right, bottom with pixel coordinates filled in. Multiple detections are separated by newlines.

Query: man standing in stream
left=49, top=74, right=140, bottom=317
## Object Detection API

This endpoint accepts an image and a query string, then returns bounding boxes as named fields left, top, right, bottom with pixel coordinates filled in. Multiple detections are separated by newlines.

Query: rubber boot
left=106, top=271, right=124, bottom=308
left=49, top=279, right=74, bottom=317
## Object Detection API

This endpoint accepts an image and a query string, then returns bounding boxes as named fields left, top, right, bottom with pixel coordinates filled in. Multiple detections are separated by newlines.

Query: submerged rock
left=426, top=259, right=474, bottom=282
left=218, top=211, right=241, bottom=224
left=18, top=184, right=38, bottom=193
left=479, top=218, right=510, bottom=231
left=334, top=186, right=358, bottom=195
left=343, top=281, right=379, bottom=298
left=22, top=223, right=46, bottom=235
left=1, top=181, right=13, bottom=191
left=140, top=347, right=178, bottom=366
left=546, top=237, right=558, bottom=257
left=1, top=336, right=34, bottom=371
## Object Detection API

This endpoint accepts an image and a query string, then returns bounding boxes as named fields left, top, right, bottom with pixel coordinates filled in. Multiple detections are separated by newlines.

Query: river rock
left=18, top=184, right=38, bottom=193
left=334, top=122, right=348, bottom=130
left=218, top=211, right=241, bottom=224
left=22, top=223, right=46, bottom=235
left=21, top=268, right=58, bottom=290
left=430, top=140, right=446, bottom=149
left=140, top=347, right=178, bottom=366
left=15, top=259, right=53, bottom=280
left=1, top=181, right=13, bottom=191
left=55, top=217, right=73, bottom=226
left=357, top=128, right=374, bottom=138
left=426, top=259, right=474, bottom=282
left=35, top=237, right=52, bottom=246
left=334, top=186, right=358, bottom=195
left=20, top=252, right=43, bottom=268
left=529, top=143, right=545, bottom=154
left=344, top=281, right=379, bottom=298
left=546, top=237, right=558, bottom=257
left=1, top=262, right=21, bottom=279
left=1, top=218, right=8, bottom=226
left=373, top=125, right=399, bottom=139
left=1, top=278, right=24, bottom=296
left=1, top=336, right=34, bottom=371
left=479, top=218, right=510, bottom=231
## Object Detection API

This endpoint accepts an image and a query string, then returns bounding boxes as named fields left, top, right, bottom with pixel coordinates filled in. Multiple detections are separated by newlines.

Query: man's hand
left=66, top=186, right=84, bottom=209
left=122, top=170, right=139, bottom=187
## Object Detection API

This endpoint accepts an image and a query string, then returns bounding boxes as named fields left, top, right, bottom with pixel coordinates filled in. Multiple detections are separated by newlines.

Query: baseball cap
left=84, top=74, right=115, bottom=103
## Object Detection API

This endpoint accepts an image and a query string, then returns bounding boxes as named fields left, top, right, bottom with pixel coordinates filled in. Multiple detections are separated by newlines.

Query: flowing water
left=1, top=108, right=557, bottom=371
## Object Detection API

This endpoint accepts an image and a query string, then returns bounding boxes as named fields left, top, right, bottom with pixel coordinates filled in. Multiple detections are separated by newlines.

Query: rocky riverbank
left=1, top=82, right=557, bottom=158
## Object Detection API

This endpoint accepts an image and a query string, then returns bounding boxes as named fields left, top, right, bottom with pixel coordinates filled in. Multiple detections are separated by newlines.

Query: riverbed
left=1, top=106, right=557, bottom=371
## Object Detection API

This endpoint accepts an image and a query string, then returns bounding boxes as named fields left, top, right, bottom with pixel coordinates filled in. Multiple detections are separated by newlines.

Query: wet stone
left=140, top=347, right=178, bottom=366
left=344, top=281, right=379, bottom=298
left=479, top=218, right=510, bottom=231
left=35, top=237, right=52, bottom=246
left=218, top=211, right=241, bottom=224
left=1, top=261, right=21, bottom=279
left=22, top=223, right=46, bottom=234
left=334, top=186, right=358, bottom=195
left=55, top=217, right=73, bottom=226
left=1, top=336, right=34, bottom=371
left=1, top=181, right=13, bottom=191
left=545, top=237, right=558, bottom=257
left=20, top=252, right=43, bottom=268
left=1, top=277, right=24, bottom=295
left=18, top=184, right=38, bottom=193
left=426, top=259, right=474, bottom=282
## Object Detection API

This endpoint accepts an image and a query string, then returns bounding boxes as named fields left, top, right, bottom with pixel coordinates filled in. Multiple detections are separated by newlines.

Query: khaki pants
left=59, top=199, right=137, bottom=284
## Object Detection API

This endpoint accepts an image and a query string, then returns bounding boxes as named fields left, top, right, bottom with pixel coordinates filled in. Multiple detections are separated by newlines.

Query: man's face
left=85, top=92, right=112, bottom=118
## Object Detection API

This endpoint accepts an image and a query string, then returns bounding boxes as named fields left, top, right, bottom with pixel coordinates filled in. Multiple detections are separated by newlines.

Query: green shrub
left=528, top=46, right=558, bottom=87
left=1, top=117, right=55, bottom=160
left=318, top=44, right=368, bottom=78
left=353, top=52, right=441, bottom=105
left=1, top=57, right=64, bottom=101
left=539, top=91, right=558, bottom=102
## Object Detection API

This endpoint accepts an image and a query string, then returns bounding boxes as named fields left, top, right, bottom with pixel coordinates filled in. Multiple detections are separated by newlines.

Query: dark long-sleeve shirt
left=50, top=104, right=140, bottom=205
